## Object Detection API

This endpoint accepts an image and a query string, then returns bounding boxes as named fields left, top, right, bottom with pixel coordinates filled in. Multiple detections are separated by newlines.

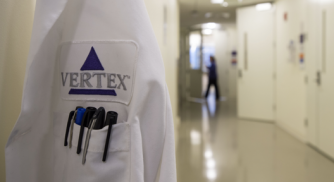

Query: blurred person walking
left=205, top=56, right=220, bottom=100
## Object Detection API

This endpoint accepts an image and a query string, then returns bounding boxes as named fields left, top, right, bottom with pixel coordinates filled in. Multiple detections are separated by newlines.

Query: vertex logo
left=60, top=47, right=130, bottom=96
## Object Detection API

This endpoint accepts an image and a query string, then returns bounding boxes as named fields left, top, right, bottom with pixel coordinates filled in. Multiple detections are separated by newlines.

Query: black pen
left=93, top=108, right=105, bottom=130
left=82, top=107, right=105, bottom=164
left=77, top=107, right=96, bottom=154
left=64, top=106, right=82, bottom=146
left=102, top=111, right=118, bottom=162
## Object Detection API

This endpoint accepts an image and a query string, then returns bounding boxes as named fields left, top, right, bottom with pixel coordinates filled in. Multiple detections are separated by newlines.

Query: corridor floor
left=175, top=96, right=334, bottom=182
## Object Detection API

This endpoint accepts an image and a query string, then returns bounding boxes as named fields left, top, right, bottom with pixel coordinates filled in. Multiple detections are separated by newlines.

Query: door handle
left=316, top=71, right=321, bottom=86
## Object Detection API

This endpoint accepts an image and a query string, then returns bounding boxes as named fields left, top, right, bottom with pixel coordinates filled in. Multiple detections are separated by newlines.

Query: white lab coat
left=5, top=0, right=176, bottom=182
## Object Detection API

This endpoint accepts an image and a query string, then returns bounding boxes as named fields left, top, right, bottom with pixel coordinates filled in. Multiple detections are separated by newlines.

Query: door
left=306, top=0, right=321, bottom=147
left=237, top=7, right=275, bottom=121
left=307, top=0, right=334, bottom=159
left=317, top=1, right=334, bottom=158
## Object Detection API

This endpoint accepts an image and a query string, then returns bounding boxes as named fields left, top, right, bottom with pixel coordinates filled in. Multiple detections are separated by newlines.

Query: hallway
left=176, top=96, right=334, bottom=182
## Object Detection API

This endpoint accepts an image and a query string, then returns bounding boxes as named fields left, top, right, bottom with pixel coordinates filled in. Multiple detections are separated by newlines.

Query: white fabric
left=5, top=0, right=177, bottom=182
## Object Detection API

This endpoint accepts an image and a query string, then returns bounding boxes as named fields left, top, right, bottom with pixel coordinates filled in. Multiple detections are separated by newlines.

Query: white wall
left=275, top=0, right=307, bottom=141
left=0, top=1, right=35, bottom=181
left=237, top=0, right=334, bottom=160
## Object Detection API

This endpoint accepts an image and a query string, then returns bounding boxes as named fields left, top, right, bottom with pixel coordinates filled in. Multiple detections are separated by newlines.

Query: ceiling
left=179, top=0, right=274, bottom=28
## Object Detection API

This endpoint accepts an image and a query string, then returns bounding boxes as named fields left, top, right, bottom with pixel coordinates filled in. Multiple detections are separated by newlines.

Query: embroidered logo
left=61, top=47, right=131, bottom=96
left=59, top=41, right=137, bottom=104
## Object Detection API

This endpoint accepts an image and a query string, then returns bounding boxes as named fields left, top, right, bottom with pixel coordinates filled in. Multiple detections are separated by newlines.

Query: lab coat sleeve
left=156, top=86, right=177, bottom=182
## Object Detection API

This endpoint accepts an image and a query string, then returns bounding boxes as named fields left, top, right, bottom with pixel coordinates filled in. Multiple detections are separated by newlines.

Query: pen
left=82, top=107, right=105, bottom=164
left=77, top=107, right=96, bottom=154
left=102, top=111, right=118, bottom=162
left=75, top=108, right=86, bottom=125
left=64, top=111, right=74, bottom=146
left=93, top=108, right=105, bottom=130
left=64, top=106, right=82, bottom=147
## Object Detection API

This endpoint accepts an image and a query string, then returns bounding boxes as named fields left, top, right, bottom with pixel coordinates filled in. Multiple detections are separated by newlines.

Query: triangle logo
left=80, top=47, right=104, bottom=71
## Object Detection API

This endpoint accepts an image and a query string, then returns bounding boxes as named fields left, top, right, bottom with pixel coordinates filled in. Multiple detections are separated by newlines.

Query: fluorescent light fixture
left=256, top=3, right=272, bottom=11
left=211, top=0, right=224, bottom=4
left=202, top=29, right=213, bottom=35
left=202, top=22, right=218, bottom=29
left=222, top=2, right=229, bottom=7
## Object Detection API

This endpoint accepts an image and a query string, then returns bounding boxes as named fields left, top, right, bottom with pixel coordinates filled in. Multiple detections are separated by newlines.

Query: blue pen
left=75, top=108, right=86, bottom=125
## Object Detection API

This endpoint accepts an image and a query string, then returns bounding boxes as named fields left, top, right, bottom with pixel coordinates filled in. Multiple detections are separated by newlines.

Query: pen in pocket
left=82, top=107, right=105, bottom=164
left=103, top=111, right=118, bottom=162
left=64, top=106, right=82, bottom=147
left=77, top=107, right=96, bottom=154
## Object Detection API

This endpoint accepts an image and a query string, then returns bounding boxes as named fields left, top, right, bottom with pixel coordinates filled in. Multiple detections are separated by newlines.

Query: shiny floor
left=175, top=95, right=334, bottom=182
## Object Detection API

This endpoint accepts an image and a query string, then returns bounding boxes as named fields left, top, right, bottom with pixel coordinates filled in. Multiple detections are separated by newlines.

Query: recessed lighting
left=256, top=3, right=272, bottom=11
left=222, top=2, right=228, bottom=7
left=202, top=29, right=213, bottom=35
left=202, top=22, right=218, bottom=29
left=211, top=0, right=224, bottom=4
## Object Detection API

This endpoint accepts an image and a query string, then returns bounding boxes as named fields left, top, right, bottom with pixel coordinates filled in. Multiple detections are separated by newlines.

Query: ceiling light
left=256, top=3, right=272, bottom=11
left=202, top=29, right=213, bottom=35
left=211, top=0, right=224, bottom=4
left=238, top=0, right=243, bottom=2
left=222, top=2, right=229, bottom=7
left=202, top=22, right=218, bottom=29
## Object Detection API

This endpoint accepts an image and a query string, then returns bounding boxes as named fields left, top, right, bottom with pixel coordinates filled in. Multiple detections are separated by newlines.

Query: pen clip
left=82, top=107, right=105, bottom=164
left=64, top=111, right=74, bottom=146
left=64, top=106, right=83, bottom=147
left=77, top=107, right=96, bottom=154
left=102, top=111, right=118, bottom=162
left=93, top=108, right=105, bottom=130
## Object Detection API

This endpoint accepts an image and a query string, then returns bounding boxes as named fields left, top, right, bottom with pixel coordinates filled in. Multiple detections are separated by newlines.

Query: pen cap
left=76, top=106, right=83, bottom=110
left=93, top=107, right=105, bottom=130
left=82, top=107, right=97, bottom=127
left=105, top=111, right=118, bottom=126
left=75, top=108, right=86, bottom=125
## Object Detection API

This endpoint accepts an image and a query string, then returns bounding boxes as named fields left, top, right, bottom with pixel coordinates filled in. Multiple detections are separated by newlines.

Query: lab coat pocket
left=53, top=112, right=130, bottom=182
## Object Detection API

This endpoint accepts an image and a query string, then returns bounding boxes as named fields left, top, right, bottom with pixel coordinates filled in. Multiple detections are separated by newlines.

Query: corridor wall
left=0, top=0, right=35, bottom=181
left=274, top=0, right=308, bottom=142
left=0, top=0, right=180, bottom=181
left=237, top=0, right=334, bottom=160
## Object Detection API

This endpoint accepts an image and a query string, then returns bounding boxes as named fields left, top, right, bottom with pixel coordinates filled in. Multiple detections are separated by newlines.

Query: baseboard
left=276, top=121, right=306, bottom=143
